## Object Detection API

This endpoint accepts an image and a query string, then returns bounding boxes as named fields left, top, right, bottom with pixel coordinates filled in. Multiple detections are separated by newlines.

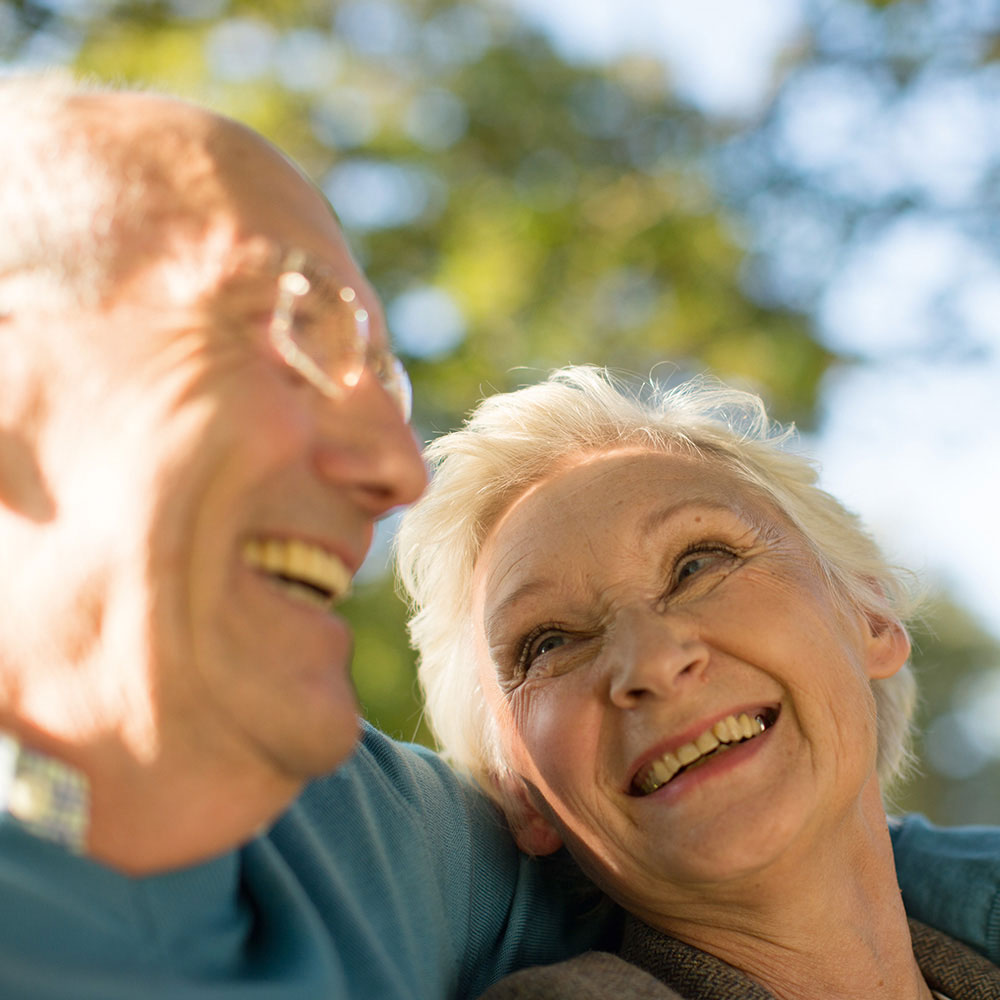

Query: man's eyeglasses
left=268, top=249, right=413, bottom=422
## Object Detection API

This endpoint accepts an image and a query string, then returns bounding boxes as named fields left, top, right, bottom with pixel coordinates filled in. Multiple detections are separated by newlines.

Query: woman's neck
left=638, top=787, right=934, bottom=1000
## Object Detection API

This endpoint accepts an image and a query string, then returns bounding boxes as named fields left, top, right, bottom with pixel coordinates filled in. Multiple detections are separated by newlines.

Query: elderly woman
left=396, top=366, right=1000, bottom=1000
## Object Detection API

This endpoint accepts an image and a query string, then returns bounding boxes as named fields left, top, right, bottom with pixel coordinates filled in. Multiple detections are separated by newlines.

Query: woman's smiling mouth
left=631, top=706, right=780, bottom=796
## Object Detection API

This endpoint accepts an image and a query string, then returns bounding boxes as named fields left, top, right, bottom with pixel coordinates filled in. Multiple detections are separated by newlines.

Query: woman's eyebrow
left=485, top=501, right=752, bottom=634
left=637, top=499, right=743, bottom=536
left=484, top=578, right=551, bottom=641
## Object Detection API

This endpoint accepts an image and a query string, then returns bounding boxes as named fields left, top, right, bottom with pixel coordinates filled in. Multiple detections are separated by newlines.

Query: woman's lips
left=630, top=706, right=780, bottom=796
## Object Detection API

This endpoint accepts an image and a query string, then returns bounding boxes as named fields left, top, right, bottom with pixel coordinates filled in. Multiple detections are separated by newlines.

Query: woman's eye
left=529, top=632, right=566, bottom=661
left=518, top=629, right=572, bottom=672
left=677, top=555, right=712, bottom=581
left=675, top=547, right=736, bottom=585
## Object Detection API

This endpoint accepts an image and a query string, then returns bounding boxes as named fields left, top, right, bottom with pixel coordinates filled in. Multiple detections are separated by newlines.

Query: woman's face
left=471, top=448, right=907, bottom=921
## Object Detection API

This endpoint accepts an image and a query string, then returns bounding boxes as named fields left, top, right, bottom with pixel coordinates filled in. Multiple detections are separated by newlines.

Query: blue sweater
left=0, top=725, right=996, bottom=998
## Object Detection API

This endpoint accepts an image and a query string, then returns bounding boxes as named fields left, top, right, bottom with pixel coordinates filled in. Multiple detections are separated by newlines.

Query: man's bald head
left=0, top=73, right=317, bottom=314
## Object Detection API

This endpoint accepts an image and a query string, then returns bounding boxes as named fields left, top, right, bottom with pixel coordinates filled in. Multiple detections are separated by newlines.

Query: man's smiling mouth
left=243, top=538, right=353, bottom=612
left=631, top=707, right=779, bottom=796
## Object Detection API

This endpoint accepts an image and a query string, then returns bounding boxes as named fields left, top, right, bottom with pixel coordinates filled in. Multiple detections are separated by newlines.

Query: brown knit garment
left=477, top=917, right=1000, bottom=998
left=619, top=916, right=1000, bottom=1000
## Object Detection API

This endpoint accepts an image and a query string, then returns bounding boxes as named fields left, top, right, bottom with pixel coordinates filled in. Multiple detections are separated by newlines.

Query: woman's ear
left=495, top=771, right=564, bottom=856
left=864, top=615, right=911, bottom=680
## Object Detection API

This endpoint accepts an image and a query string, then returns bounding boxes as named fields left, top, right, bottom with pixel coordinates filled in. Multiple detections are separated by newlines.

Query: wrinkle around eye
left=520, top=628, right=601, bottom=682
left=676, top=548, right=739, bottom=582
left=661, top=545, right=743, bottom=606
left=525, top=629, right=569, bottom=663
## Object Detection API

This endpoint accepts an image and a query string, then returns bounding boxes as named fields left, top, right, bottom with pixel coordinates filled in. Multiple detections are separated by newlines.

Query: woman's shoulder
left=909, top=918, right=1000, bottom=999
left=475, top=951, right=682, bottom=1000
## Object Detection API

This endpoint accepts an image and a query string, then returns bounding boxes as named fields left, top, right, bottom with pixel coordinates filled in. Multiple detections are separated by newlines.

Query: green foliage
left=347, top=576, right=434, bottom=748
left=40, top=0, right=830, bottom=426
left=892, top=596, right=1000, bottom=824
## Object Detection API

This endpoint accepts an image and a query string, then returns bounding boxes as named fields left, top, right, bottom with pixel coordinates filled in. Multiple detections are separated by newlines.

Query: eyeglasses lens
left=273, top=255, right=413, bottom=422
left=282, top=274, right=367, bottom=393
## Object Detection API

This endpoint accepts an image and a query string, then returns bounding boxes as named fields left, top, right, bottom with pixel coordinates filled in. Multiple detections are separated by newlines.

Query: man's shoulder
left=300, top=722, right=502, bottom=831
left=892, top=813, right=1000, bottom=964
left=264, top=724, right=618, bottom=998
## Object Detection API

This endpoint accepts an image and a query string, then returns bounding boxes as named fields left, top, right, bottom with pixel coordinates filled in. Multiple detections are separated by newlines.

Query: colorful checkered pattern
left=0, top=733, right=89, bottom=852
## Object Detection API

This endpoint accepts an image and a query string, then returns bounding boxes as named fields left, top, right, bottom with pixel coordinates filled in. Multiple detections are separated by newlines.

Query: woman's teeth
left=633, top=711, right=774, bottom=796
left=243, top=538, right=353, bottom=611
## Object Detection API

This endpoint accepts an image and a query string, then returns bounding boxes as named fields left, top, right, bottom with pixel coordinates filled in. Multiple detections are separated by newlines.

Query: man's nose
left=607, top=607, right=709, bottom=708
left=312, top=368, right=428, bottom=517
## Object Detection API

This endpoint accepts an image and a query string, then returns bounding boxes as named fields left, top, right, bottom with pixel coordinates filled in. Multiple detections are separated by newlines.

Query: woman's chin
left=578, top=786, right=827, bottom=914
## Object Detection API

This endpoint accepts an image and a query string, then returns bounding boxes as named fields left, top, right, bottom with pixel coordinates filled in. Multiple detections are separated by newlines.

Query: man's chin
left=269, top=702, right=364, bottom=782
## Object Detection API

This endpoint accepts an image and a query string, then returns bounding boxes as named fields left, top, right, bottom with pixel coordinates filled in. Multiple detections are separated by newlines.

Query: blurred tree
left=4, top=0, right=997, bottom=822
left=892, top=595, right=1000, bottom=824
left=719, top=0, right=1000, bottom=367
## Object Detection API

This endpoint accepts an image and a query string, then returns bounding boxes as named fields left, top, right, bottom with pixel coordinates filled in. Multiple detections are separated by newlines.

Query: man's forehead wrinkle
left=83, top=104, right=351, bottom=313
left=85, top=95, right=224, bottom=196
left=67, top=99, right=245, bottom=310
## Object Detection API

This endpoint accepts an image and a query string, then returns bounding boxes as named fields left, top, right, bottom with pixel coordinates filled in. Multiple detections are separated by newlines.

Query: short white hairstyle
left=396, top=365, right=919, bottom=799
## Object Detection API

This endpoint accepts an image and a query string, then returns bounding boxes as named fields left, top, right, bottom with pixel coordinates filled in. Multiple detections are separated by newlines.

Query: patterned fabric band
left=0, top=733, right=89, bottom=852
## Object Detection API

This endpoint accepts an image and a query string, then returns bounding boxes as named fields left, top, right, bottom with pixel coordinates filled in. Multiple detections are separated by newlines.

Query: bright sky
left=500, top=0, right=1000, bottom=646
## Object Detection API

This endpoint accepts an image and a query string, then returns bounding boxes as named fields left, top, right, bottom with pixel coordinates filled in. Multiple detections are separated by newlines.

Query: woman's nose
left=607, top=609, right=709, bottom=708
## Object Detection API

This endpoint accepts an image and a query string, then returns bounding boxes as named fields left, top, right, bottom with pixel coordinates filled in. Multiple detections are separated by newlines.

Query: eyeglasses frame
left=268, top=248, right=413, bottom=423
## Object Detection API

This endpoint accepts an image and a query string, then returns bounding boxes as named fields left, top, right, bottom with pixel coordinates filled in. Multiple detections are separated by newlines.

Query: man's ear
left=0, top=428, right=54, bottom=522
left=0, top=332, right=55, bottom=522
left=864, top=615, right=911, bottom=680
left=495, top=771, right=564, bottom=856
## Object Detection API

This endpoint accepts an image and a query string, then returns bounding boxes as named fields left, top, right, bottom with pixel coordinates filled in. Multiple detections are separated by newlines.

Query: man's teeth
left=634, top=712, right=771, bottom=796
left=242, top=538, right=352, bottom=609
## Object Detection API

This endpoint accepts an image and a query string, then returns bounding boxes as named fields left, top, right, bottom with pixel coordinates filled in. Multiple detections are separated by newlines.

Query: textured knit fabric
left=620, top=917, right=1000, bottom=1000
left=476, top=951, right=681, bottom=999
left=0, top=724, right=617, bottom=999
left=910, top=919, right=1000, bottom=999
left=479, top=917, right=1000, bottom=999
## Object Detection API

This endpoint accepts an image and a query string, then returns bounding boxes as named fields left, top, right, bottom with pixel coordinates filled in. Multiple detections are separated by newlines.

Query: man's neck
left=0, top=715, right=301, bottom=875
left=85, top=752, right=301, bottom=875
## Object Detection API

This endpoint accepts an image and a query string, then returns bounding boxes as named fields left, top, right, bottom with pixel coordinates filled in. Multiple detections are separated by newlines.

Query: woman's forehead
left=492, top=448, right=756, bottom=531
left=474, top=448, right=780, bottom=585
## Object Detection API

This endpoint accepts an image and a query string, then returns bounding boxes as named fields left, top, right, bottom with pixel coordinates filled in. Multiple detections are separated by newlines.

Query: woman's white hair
left=396, top=365, right=919, bottom=800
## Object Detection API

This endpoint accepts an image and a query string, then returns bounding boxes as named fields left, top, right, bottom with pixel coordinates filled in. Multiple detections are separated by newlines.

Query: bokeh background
left=4, top=0, right=998, bottom=823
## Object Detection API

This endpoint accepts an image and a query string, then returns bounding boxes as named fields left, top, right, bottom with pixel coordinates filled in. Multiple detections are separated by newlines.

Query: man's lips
left=629, top=706, right=780, bottom=796
left=242, top=536, right=355, bottom=612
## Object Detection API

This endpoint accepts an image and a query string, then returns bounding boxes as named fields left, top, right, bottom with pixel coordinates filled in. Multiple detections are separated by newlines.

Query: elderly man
left=0, top=74, right=996, bottom=998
